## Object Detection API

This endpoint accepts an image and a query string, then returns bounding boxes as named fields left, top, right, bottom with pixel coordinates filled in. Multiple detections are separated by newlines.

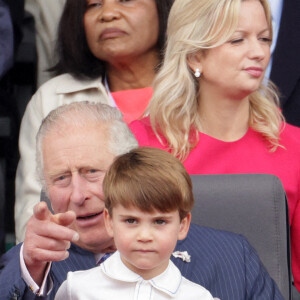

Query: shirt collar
left=101, top=251, right=182, bottom=297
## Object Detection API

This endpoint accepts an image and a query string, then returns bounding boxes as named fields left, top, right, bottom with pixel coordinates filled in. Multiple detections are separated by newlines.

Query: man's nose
left=70, top=174, right=88, bottom=205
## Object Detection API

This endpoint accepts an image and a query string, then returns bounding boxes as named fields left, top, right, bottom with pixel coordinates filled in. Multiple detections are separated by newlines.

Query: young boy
left=55, top=147, right=214, bottom=300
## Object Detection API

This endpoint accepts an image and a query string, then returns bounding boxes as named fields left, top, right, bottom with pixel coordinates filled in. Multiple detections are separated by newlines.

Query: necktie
left=97, top=253, right=112, bottom=265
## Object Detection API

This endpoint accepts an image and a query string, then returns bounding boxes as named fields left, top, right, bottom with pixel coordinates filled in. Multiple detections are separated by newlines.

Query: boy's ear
left=103, top=208, right=114, bottom=238
left=187, top=51, right=203, bottom=75
left=177, top=212, right=191, bottom=240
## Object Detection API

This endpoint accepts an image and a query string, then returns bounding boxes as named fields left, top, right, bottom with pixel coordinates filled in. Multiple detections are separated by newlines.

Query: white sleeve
left=20, top=244, right=53, bottom=296
left=55, top=278, right=70, bottom=300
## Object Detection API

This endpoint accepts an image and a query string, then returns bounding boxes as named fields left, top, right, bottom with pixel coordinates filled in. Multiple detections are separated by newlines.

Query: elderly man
left=0, top=102, right=283, bottom=300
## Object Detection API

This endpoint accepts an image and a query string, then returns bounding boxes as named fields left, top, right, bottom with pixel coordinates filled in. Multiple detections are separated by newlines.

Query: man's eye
left=85, top=169, right=102, bottom=181
left=55, top=175, right=67, bottom=182
left=53, top=175, right=70, bottom=186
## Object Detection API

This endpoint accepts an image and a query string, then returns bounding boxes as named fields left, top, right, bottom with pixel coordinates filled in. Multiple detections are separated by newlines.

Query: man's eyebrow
left=47, top=170, right=70, bottom=179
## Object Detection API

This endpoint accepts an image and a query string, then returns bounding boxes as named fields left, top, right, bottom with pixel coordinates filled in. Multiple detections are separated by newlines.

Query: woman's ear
left=104, top=208, right=114, bottom=238
left=187, top=51, right=203, bottom=76
left=177, top=212, right=191, bottom=240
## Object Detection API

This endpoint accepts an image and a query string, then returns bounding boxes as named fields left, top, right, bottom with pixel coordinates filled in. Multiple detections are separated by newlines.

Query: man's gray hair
left=36, top=101, right=138, bottom=188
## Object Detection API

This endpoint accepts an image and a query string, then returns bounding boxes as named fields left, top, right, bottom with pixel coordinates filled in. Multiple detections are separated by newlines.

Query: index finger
left=51, top=211, right=79, bottom=242
left=33, top=202, right=53, bottom=221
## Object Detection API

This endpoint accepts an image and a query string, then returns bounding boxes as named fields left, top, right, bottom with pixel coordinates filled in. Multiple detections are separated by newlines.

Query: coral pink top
left=129, top=117, right=300, bottom=290
left=111, top=87, right=152, bottom=124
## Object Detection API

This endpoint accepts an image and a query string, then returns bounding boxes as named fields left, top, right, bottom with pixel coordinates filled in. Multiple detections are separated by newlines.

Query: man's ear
left=104, top=208, right=114, bottom=238
left=178, top=212, right=191, bottom=240
left=187, top=51, right=203, bottom=75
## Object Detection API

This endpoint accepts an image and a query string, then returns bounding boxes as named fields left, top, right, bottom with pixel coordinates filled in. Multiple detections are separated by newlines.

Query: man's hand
left=23, top=202, right=79, bottom=285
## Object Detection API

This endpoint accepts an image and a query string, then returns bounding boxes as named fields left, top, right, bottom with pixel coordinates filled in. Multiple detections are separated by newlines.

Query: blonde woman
left=130, top=0, right=300, bottom=292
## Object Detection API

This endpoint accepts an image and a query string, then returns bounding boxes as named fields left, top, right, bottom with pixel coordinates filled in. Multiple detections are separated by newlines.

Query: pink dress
left=129, top=117, right=300, bottom=290
left=111, top=87, right=152, bottom=124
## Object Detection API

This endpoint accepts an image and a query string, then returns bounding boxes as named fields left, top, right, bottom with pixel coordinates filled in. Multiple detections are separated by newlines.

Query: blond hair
left=148, top=0, right=284, bottom=160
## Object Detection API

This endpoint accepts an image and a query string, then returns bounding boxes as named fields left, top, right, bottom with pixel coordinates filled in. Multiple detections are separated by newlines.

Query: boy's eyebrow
left=117, top=213, right=175, bottom=219
left=118, top=214, right=138, bottom=218
left=152, top=214, right=175, bottom=220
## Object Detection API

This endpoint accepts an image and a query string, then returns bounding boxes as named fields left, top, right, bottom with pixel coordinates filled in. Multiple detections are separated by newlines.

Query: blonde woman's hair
left=148, top=0, right=284, bottom=161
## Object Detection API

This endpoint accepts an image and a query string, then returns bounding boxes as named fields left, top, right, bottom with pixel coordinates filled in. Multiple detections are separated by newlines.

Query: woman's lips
left=244, top=67, right=263, bottom=78
left=100, top=28, right=126, bottom=40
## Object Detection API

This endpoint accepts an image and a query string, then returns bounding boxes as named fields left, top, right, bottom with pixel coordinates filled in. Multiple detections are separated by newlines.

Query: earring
left=194, top=68, right=201, bottom=78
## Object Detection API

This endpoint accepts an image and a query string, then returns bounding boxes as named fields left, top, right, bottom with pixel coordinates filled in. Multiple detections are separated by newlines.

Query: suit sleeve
left=242, top=237, right=284, bottom=300
left=0, top=244, right=52, bottom=300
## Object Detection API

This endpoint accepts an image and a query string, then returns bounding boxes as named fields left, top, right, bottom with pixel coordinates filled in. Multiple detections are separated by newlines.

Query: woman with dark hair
left=15, top=0, right=174, bottom=243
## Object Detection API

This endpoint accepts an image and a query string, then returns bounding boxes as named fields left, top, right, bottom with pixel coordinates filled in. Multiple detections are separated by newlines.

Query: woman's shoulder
left=280, top=123, right=300, bottom=145
left=23, top=73, right=106, bottom=125
left=129, top=117, right=165, bottom=148
left=129, top=116, right=151, bottom=132
left=37, top=73, right=103, bottom=94
left=129, top=117, right=152, bottom=144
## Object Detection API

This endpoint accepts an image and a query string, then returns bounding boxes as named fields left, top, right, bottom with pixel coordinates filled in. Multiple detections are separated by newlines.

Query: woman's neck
left=106, top=52, right=159, bottom=92
left=198, top=90, right=250, bottom=142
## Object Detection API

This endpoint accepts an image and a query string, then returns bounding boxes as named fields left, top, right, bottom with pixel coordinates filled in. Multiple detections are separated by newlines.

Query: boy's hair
left=103, top=147, right=194, bottom=220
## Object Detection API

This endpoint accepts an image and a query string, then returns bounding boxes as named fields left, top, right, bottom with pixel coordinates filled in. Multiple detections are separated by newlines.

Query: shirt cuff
left=20, top=244, right=53, bottom=296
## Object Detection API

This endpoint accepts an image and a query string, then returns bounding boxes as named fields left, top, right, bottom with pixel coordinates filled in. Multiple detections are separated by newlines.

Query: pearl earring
left=194, top=68, right=201, bottom=78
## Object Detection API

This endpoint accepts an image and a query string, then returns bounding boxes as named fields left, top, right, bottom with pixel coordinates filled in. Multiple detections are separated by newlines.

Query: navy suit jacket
left=270, top=0, right=300, bottom=127
left=0, top=224, right=284, bottom=300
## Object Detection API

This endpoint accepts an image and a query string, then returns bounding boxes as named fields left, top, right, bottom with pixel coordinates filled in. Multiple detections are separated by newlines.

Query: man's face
left=43, top=123, right=116, bottom=253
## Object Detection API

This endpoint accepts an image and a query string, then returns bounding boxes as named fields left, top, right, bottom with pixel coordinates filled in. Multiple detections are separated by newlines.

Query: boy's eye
left=155, top=219, right=166, bottom=225
left=125, top=218, right=137, bottom=224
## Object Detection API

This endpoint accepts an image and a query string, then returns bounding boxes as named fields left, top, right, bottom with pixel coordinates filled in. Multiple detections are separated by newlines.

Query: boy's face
left=104, top=205, right=191, bottom=279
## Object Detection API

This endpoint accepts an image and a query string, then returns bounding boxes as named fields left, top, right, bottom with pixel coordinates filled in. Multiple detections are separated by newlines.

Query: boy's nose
left=137, top=226, right=153, bottom=242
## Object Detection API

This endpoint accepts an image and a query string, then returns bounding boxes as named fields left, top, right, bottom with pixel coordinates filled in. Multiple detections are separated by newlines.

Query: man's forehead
left=42, top=123, right=114, bottom=172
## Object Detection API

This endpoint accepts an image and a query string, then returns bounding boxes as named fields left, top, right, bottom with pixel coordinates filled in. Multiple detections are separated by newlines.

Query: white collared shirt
left=55, top=251, right=214, bottom=300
